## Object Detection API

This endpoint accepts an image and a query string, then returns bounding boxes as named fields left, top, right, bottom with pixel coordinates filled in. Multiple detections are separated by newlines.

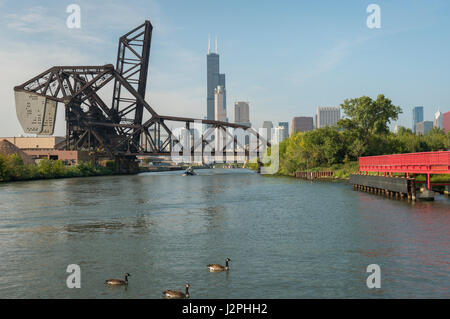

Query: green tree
left=338, top=94, right=402, bottom=140
left=37, top=159, right=54, bottom=178
left=0, top=154, right=8, bottom=182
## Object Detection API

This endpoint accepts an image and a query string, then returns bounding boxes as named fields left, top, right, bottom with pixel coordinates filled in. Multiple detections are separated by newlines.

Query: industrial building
left=3, top=136, right=65, bottom=149
left=0, top=136, right=89, bottom=165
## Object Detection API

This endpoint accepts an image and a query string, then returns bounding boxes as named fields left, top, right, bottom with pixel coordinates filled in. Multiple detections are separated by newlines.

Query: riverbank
left=296, top=161, right=359, bottom=179
left=244, top=160, right=359, bottom=180
left=0, top=154, right=116, bottom=183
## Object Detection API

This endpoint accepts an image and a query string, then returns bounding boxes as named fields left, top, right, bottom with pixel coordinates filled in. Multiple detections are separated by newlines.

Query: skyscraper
left=415, top=121, right=433, bottom=135
left=274, top=126, right=287, bottom=144
left=291, top=117, right=313, bottom=135
left=214, top=86, right=226, bottom=156
left=278, top=122, right=289, bottom=140
left=207, top=37, right=226, bottom=121
left=443, top=111, right=450, bottom=134
left=316, top=107, right=340, bottom=128
left=234, top=101, right=250, bottom=126
left=412, top=106, right=424, bottom=133
left=262, top=121, right=273, bottom=142
left=434, top=109, right=443, bottom=129
left=214, top=86, right=226, bottom=122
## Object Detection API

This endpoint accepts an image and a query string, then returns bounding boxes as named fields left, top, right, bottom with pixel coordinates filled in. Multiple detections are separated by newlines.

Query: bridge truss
left=14, top=20, right=269, bottom=163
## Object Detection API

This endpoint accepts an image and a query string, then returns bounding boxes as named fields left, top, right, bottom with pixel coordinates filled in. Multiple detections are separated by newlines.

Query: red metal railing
left=359, top=151, right=450, bottom=175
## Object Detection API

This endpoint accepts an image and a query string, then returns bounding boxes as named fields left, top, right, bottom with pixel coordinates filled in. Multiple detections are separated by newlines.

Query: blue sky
left=0, top=0, right=449, bottom=136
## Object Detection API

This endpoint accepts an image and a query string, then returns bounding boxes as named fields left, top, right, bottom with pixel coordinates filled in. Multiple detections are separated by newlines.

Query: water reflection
left=0, top=169, right=448, bottom=298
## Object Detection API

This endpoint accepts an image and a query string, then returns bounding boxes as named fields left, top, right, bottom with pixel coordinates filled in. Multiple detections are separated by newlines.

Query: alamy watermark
left=366, top=264, right=381, bottom=289
left=167, top=121, right=279, bottom=175
left=66, top=264, right=81, bottom=288
left=366, top=4, right=381, bottom=29
left=66, top=4, right=81, bottom=29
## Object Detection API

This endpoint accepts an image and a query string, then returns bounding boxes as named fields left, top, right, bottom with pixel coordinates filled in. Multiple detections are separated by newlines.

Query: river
left=0, top=169, right=448, bottom=298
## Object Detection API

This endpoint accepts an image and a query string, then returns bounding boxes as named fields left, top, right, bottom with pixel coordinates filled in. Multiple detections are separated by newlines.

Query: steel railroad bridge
left=13, top=20, right=269, bottom=171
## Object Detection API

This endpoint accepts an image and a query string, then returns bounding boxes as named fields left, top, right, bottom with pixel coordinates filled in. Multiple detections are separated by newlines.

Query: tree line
left=277, top=95, right=449, bottom=176
left=0, top=154, right=115, bottom=182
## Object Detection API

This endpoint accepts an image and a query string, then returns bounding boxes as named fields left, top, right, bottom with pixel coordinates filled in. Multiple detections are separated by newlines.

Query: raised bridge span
left=13, top=20, right=270, bottom=172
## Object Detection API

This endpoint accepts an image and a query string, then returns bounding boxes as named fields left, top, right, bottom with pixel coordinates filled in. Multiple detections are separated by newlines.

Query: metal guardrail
left=359, top=151, right=450, bottom=174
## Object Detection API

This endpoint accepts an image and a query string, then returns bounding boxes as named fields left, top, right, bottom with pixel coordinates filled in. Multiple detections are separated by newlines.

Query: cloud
left=290, top=35, right=374, bottom=86
left=0, top=0, right=207, bottom=137
left=0, top=42, right=90, bottom=136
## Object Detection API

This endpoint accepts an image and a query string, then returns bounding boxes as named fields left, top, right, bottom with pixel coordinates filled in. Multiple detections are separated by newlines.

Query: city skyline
left=0, top=0, right=449, bottom=137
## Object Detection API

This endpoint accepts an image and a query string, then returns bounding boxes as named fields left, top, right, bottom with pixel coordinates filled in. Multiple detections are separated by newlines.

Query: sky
left=0, top=0, right=449, bottom=136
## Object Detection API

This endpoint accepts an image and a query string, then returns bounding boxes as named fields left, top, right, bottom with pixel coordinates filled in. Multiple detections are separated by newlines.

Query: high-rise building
left=415, top=121, right=433, bottom=135
left=412, top=106, right=424, bottom=133
left=290, top=117, right=313, bottom=135
left=278, top=122, right=289, bottom=140
left=273, top=126, right=287, bottom=144
left=214, top=86, right=226, bottom=122
left=207, top=37, right=226, bottom=121
left=262, top=121, right=273, bottom=142
left=434, top=109, right=443, bottom=129
left=214, top=86, right=226, bottom=155
left=234, top=101, right=250, bottom=125
left=316, top=107, right=340, bottom=128
left=443, top=111, right=450, bottom=134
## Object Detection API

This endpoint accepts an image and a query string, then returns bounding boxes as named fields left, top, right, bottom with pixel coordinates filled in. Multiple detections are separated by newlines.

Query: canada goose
left=163, top=284, right=190, bottom=298
left=105, top=273, right=131, bottom=285
left=207, top=258, right=231, bottom=272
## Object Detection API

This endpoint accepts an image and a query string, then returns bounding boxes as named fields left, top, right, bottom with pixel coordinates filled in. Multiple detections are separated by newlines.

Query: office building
left=234, top=101, right=250, bottom=126
left=207, top=37, right=226, bottom=121
left=291, top=117, right=313, bottom=135
left=316, top=107, right=340, bottom=128
left=274, top=126, right=287, bottom=144
left=434, top=109, right=443, bottom=129
left=214, top=86, right=227, bottom=154
left=443, top=111, right=450, bottom=134
left=278, top=122, right=289, bottom=140
left=214, top=86, right=226, bottom=122
left=262, top=121, right=273, bottom=142
left=412, top=106, right=424, bottom=133
left=415, top=121, right=433, bottom=135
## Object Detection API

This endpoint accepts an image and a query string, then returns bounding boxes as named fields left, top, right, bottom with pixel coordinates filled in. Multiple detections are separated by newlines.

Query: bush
left=0, top=156, right=116, bottom=183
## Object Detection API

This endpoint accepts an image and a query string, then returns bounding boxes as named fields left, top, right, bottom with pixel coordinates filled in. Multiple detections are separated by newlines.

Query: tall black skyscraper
left=207, top=37, right=226, bottom=120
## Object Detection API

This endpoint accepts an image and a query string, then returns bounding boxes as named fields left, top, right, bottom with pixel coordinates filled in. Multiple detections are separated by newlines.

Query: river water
left=0, top=169, right=448, bottom=298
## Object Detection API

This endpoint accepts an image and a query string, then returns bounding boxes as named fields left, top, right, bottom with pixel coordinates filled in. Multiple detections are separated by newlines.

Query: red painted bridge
left=359, top=151, right=450, bottom=189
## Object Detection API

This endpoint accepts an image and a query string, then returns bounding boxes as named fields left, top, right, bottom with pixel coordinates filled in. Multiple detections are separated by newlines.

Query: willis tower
left=207, top=36, right=226, bottom=121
